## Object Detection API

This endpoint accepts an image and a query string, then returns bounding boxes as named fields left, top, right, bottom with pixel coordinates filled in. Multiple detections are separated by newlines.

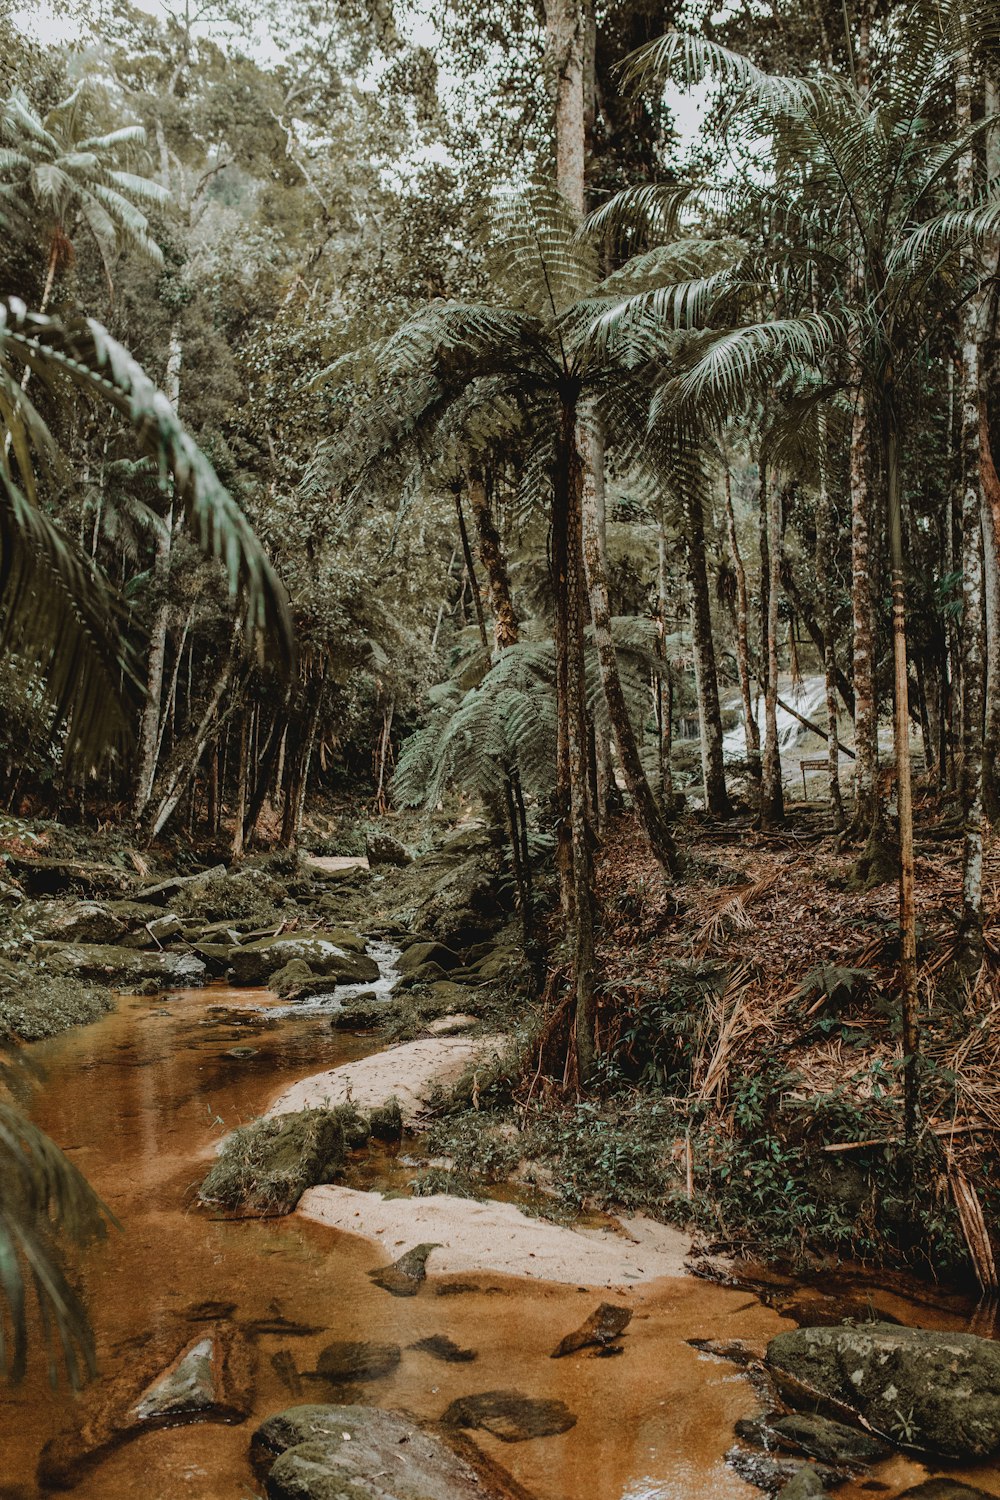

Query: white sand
left=267, top=1034, right=507, bottom=1123
left=297, top=1186, right=692, bottom=1285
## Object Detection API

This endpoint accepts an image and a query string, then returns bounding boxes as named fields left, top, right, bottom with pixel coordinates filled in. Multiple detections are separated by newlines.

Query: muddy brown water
left=1, top=984, right=999, bottom=1500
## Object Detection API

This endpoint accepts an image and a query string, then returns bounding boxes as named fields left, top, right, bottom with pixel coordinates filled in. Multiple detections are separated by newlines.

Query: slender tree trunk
left=467, top=469, right=518, bottom=648
left=566, top=438, right=595, bottom=1082
left=685, top=489, right=731, bottom=819
left=884, top=394, right=919, bottom=1139
left=373, top=700, right=395, bottom=813
left=982, top=413, right=1000, bottom=817
left=147, top=623, right=240, bottom=841
left=454, top=486, right=489, bottom=651
left=133, top=324, right=183, bottom=819
left=578, top=416, right=677, bottom=870
left=760, top=467, right=784, bottom=825
left=849, top=387, right=882, bottom=837
left=656, top=522, right=675, bottom=808
left=724, top=466, right=761, bottom=803
left=956, top=49, right=987, bottom=965
left=231, top=715, right=249, bottom=860
left=816, top=411, right=846, bottom=826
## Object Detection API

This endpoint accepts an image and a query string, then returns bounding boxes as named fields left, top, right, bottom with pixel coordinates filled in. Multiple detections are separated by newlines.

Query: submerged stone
left=367, top=1242, right=440, bottom=1296
left=898, top=1484, right=997, bottom=1499
left=313, top=1341, right=401, bottom=1383
left=132, top=1336, right=216, bottom=1422
left=551, top=1302, right=632, bottom=1358
left=769, top=1412, right=891, bottom=1465
left=441, top=1390, right=577, bottom=1442
left=776, top=1469, right=827, bottom=1499
left=767, top=1323, right=1000, bottom=1459
left=410, top=1334, right=477, bottom=1363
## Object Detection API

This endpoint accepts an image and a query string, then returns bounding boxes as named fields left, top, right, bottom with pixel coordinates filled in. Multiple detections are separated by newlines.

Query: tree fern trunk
left=454, top=487, right=489, bottom=650
left=467, top=469, right=518, bottom=648
left=578, top=415, right=677, bottom=870
left=684, top=489, right=731, bottom=819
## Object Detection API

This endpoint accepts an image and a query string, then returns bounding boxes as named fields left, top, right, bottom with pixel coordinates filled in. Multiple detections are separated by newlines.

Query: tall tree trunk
left=133, top=324, right=183, bottom=820
left=685, top=489, right=731, bottom=819
left=849, top=387, right=882, bottom=837
left=816, top=410, right=846, bottom=826
left=544, top=0, right=586, bottom=213
left=760, top=467, right=784, bottom=825
left=884, top=392, right=919, bottom=1139
left=578, top=417, right=677, bottom=870
left=957, top=48, right=986, bottom=966
left=724, top=467, right=761, bottom=804
left=467, top=469, right=518, bottom=648
left=981, top=75, right=1000, bottom=817
left=566, top=439, right=595, bottom=1083
left=147, top=622, right=240, bottom=842
left=656, top=522, right=675, bottom=808
left=231, top=715, right=249, bottom=860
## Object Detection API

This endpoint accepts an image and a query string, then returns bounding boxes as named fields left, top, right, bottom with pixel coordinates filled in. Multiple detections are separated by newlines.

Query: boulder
left=200, top=1110, right=345, bottom=1215
left=768, top=1412, right=891, bottom=1466
left=272, top=959, right=316, bottom=997
left=397, top=942, right=463, bottom=977
left=38, top=901, right=125, bottom=945
left=253, top=1404, right=490, bottom=1500
left=365, top=831, right=411, bottom=867
left=32, top=941, right=206, bottom=988
left=766, top=1323, right=1000, bottom=1459
left=229, top=933, right=377, bottom=988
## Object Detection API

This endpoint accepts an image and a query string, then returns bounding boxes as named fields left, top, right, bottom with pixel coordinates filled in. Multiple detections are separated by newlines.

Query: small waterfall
left=722, top=674, right=832, bottom=763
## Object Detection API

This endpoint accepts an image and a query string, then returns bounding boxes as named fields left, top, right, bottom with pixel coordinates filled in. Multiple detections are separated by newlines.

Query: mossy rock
left=271, top=959, right=315, bottom=998
left=767, top=1323, right=1000, bottom=1459
left=229, top=934, right=377, bottom=988
left=0, top=964, right=113, bottom=1041
left=200, top=1110, right=345, bottom=1215
left=397, top=941, right=463, bottom=977
left=368, top=1099, right=403, bottom=1143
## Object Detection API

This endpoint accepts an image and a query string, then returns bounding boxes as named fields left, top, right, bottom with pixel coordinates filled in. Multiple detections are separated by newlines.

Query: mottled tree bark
left=544, top=0, right=586, bottom=214
left=467, top=469, right=518, bottom=649
left=957, top=49, right=986, bottom=966
left=849, top=388, right=882, bottom=838
left=723, top=465, right=761, bottom=805
left=816, top=411, right=846, bottom=826
left=685, top=489, right=731, bottom=819
left=760, top=467, right=784, bottom=825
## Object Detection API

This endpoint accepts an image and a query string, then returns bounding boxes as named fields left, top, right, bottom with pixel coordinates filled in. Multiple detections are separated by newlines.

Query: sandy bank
left=267, top=1033, right=507, bottom=1123
left=297, top=1185, right=692, bottom=1286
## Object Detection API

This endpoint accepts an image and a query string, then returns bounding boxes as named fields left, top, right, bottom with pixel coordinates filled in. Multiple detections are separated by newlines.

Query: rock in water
left=39, top=1322, right=254, bottom=1488
left=767, top=1323, right=1000, bottom=1459
left=776, top=1470, right=827, bottom=1500
left=253, top=1404, right=496, bottom=1500
left=726, top=1448, right=842, bottom=1493
left=132, top=1337, right=217, bottom=1421
left=441, top=1391, right=577, bottom=1442
left=313, top=1341, right=401, bottom=1382
left=410, top=1334, right=477, bottom=1363
left=367, top=1242, right=440, bottom=1296
left=551, top=1302, right=632, bottom=1358
left=769, top=1412, right=891, bottom=1466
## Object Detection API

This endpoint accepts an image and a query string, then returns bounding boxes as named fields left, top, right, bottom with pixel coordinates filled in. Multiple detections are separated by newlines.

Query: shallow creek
left=1, top=982, right=999, bottom=1500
